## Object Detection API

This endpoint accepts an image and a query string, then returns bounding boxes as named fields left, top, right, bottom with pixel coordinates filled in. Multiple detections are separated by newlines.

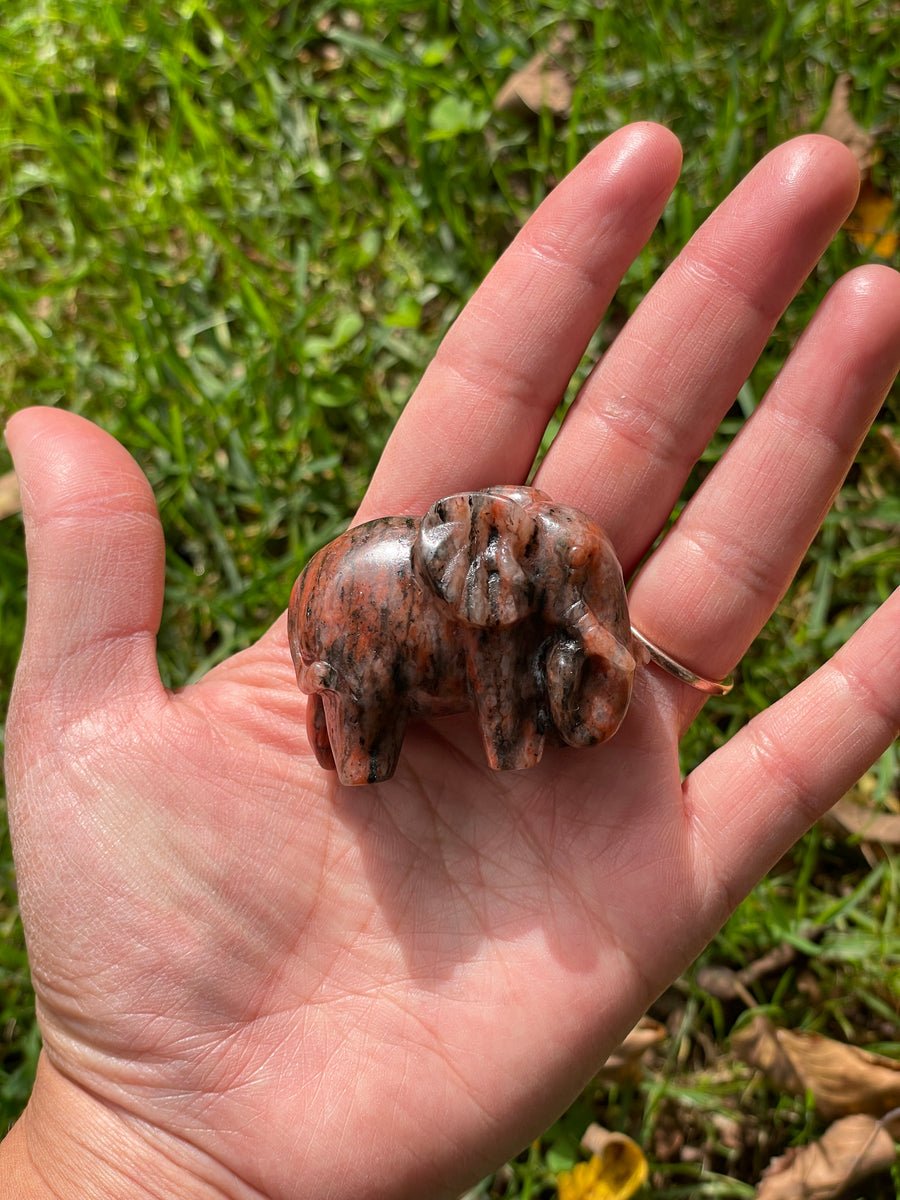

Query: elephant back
left=288, top=516, right=468, bottom=713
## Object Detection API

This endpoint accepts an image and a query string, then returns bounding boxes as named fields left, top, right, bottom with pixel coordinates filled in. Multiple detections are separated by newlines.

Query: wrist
left=1, top=1054, right=235, bottom=1200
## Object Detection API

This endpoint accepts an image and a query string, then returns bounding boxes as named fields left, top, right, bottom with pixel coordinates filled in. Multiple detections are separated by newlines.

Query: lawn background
left=0, top=2, right=898, bottom=1195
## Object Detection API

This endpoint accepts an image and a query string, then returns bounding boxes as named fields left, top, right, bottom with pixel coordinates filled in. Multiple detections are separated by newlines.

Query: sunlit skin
left=3, top=124, right=900, bottom=1199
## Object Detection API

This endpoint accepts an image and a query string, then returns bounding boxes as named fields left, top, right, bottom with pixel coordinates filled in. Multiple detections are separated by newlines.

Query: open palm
left=6, top=125, right=900, bottom=1200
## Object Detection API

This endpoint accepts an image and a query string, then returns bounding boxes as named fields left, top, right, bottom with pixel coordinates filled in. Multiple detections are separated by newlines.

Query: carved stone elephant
left=288, top=486, right=636, bottom=785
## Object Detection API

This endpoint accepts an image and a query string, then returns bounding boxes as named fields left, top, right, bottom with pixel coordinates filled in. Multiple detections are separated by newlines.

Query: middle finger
left=537, top=134, right=860, bottom=574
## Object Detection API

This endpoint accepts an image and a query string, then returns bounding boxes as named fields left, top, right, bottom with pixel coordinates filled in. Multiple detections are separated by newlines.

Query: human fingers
left=357, top=122, right=683, bottom=522
left=537, top=135, right=861, bottom=570
left=683, top=584, right=900, bottom=908
left=628, top=263, right=900, bottom=711
left=4, top=407, right=165, bottom=717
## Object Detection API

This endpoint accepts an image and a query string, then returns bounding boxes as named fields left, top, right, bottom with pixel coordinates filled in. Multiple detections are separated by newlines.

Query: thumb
left=6, top=407, right=165, bottom=713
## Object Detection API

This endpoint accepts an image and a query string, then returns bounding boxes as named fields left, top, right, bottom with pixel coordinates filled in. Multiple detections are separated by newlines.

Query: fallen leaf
left=494, top=50, right=573, bottom=116
left=733, top=1015, right=900, bottom=1121
left=697, top=942, right=799, bottom=1003
left=817, top=75, right=898, bottom=258
left=493, top=27, right=576, bottom=119
left=824, top=793, right=900, bottom=847
left=842, top=179, right=898, bottom=259
left=0, top=469, right=21, bottom=519
left=755, top=1112, right=898, bottom=1199
left=820, top=74, right=878, bottom=175
left=696, top=965, right=757, bottom=1005
left=733, top=1015, right=805, bottom=1096
left=710, top=1111, right=744, bottom=1153
left=557, top=1126, right=647, bottom=1200
left=596, top=1017, right=666, bottom=1084
left=878, top=424, right=900, bottom=470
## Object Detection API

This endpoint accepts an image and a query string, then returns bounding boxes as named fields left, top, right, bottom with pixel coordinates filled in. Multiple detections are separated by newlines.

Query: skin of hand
left=3, top=122, right=900, bottom=1200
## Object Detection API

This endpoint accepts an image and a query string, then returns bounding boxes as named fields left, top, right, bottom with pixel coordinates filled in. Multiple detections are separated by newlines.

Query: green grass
left=1, top=1, right=898, bottom=1194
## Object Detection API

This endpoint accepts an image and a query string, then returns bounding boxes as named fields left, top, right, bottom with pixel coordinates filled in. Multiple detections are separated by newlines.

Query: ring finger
left=627, top=262, right=900, bottom=725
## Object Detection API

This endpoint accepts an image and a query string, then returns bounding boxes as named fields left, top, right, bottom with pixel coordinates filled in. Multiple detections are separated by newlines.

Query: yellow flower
left=557, top=1135, right=648, bottom=1200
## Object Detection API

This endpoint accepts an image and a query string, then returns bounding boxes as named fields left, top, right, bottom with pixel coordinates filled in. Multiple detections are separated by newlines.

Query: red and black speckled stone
left=288, top=486, right=635, bottom=786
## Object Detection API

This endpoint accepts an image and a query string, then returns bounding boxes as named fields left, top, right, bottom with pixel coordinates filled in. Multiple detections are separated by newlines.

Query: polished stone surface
left=288, top=486, right=635, bottom=785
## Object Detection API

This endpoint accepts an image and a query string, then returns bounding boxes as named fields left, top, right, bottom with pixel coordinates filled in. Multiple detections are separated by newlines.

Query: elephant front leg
left=320, top=691, right=408, bottom=786
left=465, top=632, right=547, bottom=772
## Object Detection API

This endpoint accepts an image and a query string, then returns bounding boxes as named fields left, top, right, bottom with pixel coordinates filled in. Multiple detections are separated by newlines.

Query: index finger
left=357, top=123, right=682, bottom=522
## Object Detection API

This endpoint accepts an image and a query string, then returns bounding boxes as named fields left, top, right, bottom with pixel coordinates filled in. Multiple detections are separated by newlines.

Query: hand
left=4, top=123, right=900, bottom=1200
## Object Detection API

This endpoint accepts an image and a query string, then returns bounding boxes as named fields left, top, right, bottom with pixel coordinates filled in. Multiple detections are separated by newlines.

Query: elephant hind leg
left=320, top=694, right=408, bottom=786
left=358, top=728, right=405, bottom=785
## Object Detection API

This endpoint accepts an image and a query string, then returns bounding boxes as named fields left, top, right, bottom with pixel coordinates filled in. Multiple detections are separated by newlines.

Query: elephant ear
left=413, top=491, right=538, bottom=627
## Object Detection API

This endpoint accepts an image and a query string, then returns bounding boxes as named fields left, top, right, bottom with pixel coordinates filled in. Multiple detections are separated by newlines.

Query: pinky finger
left=683, top=587, right=900, bottom=902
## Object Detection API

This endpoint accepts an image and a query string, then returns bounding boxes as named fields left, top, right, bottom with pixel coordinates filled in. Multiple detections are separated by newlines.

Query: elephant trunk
left=545, top=609, right=635, bottom=747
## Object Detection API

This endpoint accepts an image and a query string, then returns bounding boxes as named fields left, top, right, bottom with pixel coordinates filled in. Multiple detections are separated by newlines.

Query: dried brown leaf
left=698, top=942, right=798, bottom=1002
left=734, top=1015, right=900, bottom=1121
left=493, top=51, right=573, bottom=116
left=596, top=1017, right=666, bottom=1084
left=493, top=53, right=573, bottom=116
left=733, top=1015, right=805, bottom=1096
left=743, top=943, right=800, bottom=983
left=755, top=1113, right=897, bottom=1199
left=696, top=965, right=756, bottom=1004
left=878, top=424, right=900, bottom=470
left=0, top=469, right=21, bottom=519
left=820, top=74, right=878, bottom=175
left=818, top=76, right=898, bottom=256
left=825, top=794, right=900, bottom=846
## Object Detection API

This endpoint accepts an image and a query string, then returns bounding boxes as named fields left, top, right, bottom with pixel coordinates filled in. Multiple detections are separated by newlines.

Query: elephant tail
left=297, top=659, right=338, bottom=695
left=297, top=660, right=340, bottom=772
left=305, top=691, right=336, bottom=772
